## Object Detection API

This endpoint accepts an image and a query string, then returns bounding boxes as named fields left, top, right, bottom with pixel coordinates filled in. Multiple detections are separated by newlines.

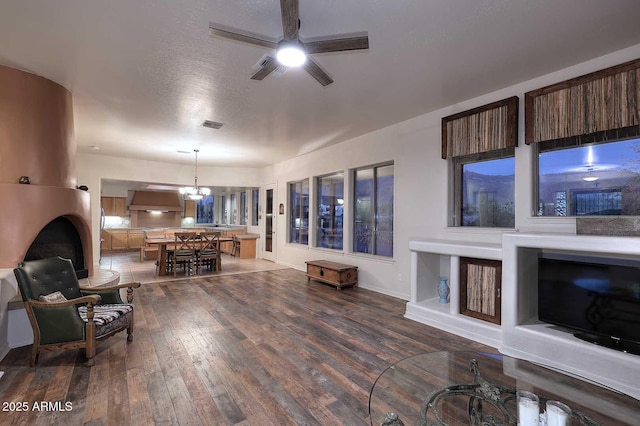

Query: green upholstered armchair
left=13, top=256, right=141, bottom=366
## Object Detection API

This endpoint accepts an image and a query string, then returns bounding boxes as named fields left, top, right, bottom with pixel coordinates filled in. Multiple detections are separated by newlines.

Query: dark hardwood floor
left=0, top=268, right=493, bottom=425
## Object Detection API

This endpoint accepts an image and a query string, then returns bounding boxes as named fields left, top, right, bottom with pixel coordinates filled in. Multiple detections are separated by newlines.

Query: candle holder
left=517, top=390, right=540, bottom=426
left=546, top=400, right=572, bottom=426
left=409, top=359, right=601, bottom=426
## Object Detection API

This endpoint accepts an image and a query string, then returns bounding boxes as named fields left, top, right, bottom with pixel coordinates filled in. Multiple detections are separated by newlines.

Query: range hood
left=128, top=191, right=183, bottom=212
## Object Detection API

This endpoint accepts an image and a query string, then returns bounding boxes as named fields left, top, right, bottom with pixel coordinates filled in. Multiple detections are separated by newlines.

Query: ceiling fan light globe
left=276, top=45, right=306, bottom=67
left=582, top=176, right=599, bottom=182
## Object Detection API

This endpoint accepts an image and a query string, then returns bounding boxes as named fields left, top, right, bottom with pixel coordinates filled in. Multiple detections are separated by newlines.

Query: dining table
left=145, top=236, right=232, bottom=276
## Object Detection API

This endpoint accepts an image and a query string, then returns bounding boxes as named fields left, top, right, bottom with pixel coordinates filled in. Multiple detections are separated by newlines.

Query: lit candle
left=546, top=400, right=571, bottom=426
left=517, top=390, right=540, bottom=426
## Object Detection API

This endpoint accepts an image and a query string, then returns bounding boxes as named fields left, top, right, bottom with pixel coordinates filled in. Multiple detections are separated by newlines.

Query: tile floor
left=98, top=250, right=289, bottom=284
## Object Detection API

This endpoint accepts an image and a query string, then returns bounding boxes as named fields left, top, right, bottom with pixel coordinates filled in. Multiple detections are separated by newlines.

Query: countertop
left=235, top=233, right=260, bottom=239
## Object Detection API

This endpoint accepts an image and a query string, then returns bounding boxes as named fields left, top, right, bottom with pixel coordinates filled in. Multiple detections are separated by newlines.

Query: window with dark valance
left=526, top=59, right=640, bottom=218
left=442, top=97, right=518, bottom=228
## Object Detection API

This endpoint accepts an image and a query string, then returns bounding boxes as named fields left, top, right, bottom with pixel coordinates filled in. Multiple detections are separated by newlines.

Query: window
left=443, top=97, right=518, bottom=228
left=196, top=196, right=214, bottom=224
left=289, top=179, right=309, bottom=245
left=316, top=172, right=344, bottom=250
left=452, top=150, right=515, bottom=227
left=537, top=138, right=640, bottom=216
left=240, top=191, right=246, bottom=225
left=353, top=163, right=394, bottom=256
left=525, top=59, right=640, bottom=217
left=251, top=189, right=259, bottom=226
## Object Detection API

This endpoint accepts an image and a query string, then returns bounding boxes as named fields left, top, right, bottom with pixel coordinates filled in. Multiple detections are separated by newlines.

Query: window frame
left=195, top=195, right=215, bottom=224
left=288, top=178, right=310, bottom=245
left=534, top=136, right=640, bottom=217
left=352, top=162, right=394, bottom=257
left=449, top=147, right=515, bottom=228
left=315, top=172, right=344, bottom=250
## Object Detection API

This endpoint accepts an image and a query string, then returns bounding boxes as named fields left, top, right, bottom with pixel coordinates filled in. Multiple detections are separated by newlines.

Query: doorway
left=263, top=184, right=276, bottom=262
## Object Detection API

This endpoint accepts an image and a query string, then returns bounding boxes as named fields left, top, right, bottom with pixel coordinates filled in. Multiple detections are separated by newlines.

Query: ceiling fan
left=209, top=0, right=369, bottom=86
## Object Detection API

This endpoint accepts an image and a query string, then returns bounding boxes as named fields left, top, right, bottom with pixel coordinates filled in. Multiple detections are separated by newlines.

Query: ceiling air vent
left=253, top=55, right=286, bottom=77
left=202, top=120, right=224, bottom=129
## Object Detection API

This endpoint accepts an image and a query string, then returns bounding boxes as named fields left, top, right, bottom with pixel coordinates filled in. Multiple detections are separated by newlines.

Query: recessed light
left=89, top=145, right=100, bottom=150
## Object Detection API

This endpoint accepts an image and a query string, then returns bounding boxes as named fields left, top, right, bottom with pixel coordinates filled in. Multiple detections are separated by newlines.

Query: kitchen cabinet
left=104, top=229, right=144, bottom=251
left=101, top=196, right=127, bottom=216
left=127, top=230, right=145, bottom=249
left=109, top=230, right=129, bottom=250
left=101, top=230, right=111, bottom=251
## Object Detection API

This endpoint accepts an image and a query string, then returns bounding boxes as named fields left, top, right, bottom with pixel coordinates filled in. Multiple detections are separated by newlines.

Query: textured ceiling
left=1, top=0, right=640, bottom=167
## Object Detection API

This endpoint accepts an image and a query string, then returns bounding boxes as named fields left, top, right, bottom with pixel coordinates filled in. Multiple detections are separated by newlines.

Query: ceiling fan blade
left=303, top=57, right=334, bottom=86
left=280, top=0, right=299, bottom=40
left=304, top=33, right=369, bottom=54
left=251, top=56, right=280, bottom=80
left=209, top=22, right=278, bottom=49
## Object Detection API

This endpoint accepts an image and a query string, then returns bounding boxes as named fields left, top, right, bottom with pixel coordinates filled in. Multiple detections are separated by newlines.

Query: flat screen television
left=538, top=253, right=640, bottom=355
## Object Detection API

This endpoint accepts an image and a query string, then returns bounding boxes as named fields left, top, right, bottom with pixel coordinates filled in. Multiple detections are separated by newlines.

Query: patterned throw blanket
left=77, top=304, right=134, bottom=326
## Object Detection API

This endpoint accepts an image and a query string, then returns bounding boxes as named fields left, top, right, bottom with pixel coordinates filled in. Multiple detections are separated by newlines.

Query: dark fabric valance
left=441, top=97, right=519, bottom=159
left=525, top=58, right=640, bottom=145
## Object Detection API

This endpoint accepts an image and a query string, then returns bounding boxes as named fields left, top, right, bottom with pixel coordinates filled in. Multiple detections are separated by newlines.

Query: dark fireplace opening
left=25, top=216, right=88, bottom=279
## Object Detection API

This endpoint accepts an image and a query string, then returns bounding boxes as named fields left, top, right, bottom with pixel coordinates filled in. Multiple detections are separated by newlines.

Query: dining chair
left=231, top=234, right=240, bottom=257
left=198, top=232, right=221, bottom=273
left=172, top=232, right=197, bottom=276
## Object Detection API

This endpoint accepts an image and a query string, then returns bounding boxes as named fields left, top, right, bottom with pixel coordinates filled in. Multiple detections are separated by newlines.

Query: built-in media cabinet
left=406, top=240, right=503, bottom=347
left=408, top=233, right=640, bottom=400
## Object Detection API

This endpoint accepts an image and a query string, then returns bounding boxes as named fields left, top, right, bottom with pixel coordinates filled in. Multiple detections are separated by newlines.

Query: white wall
left=261, top=43, right=640, bottom=299
left=76, top=43, right=640, bottom=301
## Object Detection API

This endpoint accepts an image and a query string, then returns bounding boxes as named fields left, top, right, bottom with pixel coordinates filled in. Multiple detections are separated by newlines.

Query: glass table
left=369, top=351, right=640, bottom=426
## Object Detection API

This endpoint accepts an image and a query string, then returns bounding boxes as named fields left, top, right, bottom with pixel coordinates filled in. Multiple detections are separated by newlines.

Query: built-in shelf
left=501, top=232, right=640, bottom=400
left=407, top=239, right=503, bottom=348
left=407, top=233, right=640, bottom=400
left=409, top=240, right=502, bottom=259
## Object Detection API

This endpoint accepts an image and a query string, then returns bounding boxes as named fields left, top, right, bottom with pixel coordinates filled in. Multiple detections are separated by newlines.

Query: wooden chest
left=305, top=260, right=358, bottom=290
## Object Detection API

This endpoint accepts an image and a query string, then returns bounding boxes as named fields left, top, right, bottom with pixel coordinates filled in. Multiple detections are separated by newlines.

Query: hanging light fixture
left=179, top=149, right=211, bottom=200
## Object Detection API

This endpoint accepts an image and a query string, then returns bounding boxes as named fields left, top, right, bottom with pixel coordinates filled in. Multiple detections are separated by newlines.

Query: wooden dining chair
left=231, top=234, right=240, bottom=257
left=172, top=232, right=197, bottom=276
left=198, top=232, right=221, bottom=273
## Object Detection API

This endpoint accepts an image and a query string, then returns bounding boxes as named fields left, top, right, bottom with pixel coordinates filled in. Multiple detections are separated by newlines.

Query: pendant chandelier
left=179, top=149, right=210, bottom=200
